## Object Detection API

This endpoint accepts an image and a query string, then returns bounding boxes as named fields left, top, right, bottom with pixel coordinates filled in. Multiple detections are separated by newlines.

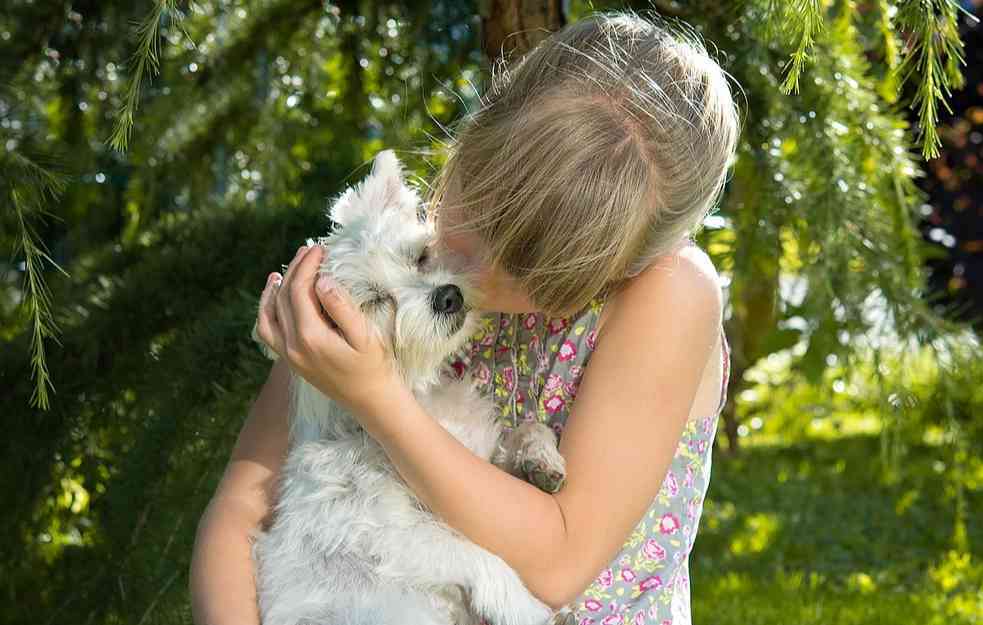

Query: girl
left=191, top=10, right=739, bottom=625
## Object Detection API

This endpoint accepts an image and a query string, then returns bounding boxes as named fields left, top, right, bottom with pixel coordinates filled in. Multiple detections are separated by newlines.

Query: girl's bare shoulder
left=598, top=241, right=722, bottom=334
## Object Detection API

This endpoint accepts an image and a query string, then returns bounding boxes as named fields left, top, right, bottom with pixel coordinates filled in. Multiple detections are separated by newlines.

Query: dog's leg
left=492, top=421, right=566, bottom=494
left=371, top=520, right=554, bottom=625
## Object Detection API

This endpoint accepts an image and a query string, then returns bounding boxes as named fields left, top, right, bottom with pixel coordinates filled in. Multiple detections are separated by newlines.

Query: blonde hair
left=425, top=9, right=741, bottom=316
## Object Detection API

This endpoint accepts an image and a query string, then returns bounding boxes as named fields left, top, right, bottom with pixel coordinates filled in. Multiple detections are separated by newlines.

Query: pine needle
left=778, top=0, right=825, bottom=95
left=893, top=0, right=968, bottom=159
left=6, top=154, right=69, bottom=410
left=108, top=1, right=187, bottom=153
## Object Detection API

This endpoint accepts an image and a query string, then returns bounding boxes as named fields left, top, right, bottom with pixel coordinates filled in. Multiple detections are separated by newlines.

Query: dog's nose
left=432, top=284, right=464, bottom=315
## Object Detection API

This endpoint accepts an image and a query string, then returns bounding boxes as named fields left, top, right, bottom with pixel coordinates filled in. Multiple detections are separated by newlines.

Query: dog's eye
left=364, top=285, right=394, bottom=309
left=416, top=245, right=431, bottom=270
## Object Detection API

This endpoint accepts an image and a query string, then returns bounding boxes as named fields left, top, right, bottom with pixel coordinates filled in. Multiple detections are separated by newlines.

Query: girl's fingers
left=276, top=245, right=312, bottom=348
left=288, top=245, right=346, bottom=348
left=315, top=272, right=369, bottom=352
left=256, top=272, right=285, bottom=356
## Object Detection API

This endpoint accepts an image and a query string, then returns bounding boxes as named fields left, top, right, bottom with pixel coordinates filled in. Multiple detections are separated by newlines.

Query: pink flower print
left=639, top=575, right=664, bottom=592
left=578, top=619, right=595, bottom=625
left=475, top=362, right=491, bottom=386
left=596, top=568, right=614, bottom=588
left=584, top=599, right=603, bottom=613
left=663, top=470, right=679, bottom=497
left=642, top=538, right=666, bottom=561
left=500, top=316, right=510, bottom=328
left=634, top=611, right=646, bottom=625
left=602, top=616, right=621, bottom=625
left=586, top=329, right=597, bottom=351
left=481, top=334, right=495, bottom=347
left=558, top=339, right=578, bottom=361
left=548, top=318, right=569, bottom=334
left=523, top=313, right=538, bottom=330
left=563, top=379, right=580, bottom=398
left=662, top=621, right=672, bottom=625
left=451, top=360, right=465, bottom=379
left=545, top=394, right=566, bottom=414
left=502, top=366, right=515, bottom=392
left=702, top=415, right=713, bottom=435
left=686, top=498, right=699, bottom=520
left=544, top=373, right=564, bottom=393
left=658, top=513, right=681, bottom=535
left=648, top=605, right=659, bottom=619
left=569, top=365, right=584, bottom=380
left=621, top=567, right=637, bottom=582
left=516, top=389, right=525, bottom=404
left=683, top=465, right=694, bottom=488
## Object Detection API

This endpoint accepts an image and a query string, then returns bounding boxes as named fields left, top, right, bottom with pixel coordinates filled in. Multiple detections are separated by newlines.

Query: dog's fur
left=250, top=150, right=567, bottom=625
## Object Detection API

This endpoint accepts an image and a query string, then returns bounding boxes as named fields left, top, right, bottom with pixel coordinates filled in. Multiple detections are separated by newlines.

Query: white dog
left=250, top=149, right=567, bottom=625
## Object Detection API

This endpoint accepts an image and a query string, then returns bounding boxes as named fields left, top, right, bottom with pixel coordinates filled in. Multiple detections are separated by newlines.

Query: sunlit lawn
left=691, top=427, right=982, bottom=625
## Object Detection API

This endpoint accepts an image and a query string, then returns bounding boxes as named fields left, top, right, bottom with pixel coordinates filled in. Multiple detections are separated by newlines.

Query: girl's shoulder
left=597, top=239, right=721, bottom=335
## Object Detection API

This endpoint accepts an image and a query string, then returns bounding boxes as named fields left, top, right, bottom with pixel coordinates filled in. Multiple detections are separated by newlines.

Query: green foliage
left=1, top=1, right=980, bottom=623
left=109, top=1, right=189, bottom=152
left=2, top=150, right=69, bottom=409
left=893, top=0, right=969, bottom=159
left=770, top=0, right=826, bottom=95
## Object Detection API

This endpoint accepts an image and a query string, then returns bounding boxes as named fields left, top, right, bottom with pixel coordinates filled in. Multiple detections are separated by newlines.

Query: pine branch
left=5, top=152, right=69, bottom=411
left=778, top=0, right=825, bottom=95
left=892, top=0, right=967, bottom=159
left=109, top=1, right=190, bottom=153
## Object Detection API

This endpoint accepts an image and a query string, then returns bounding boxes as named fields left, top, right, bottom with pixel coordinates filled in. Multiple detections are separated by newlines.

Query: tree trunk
left=478, top=0, right=565, bottom=63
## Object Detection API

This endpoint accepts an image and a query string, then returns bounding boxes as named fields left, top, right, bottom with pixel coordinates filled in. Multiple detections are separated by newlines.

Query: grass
left=691, top=431, right=982, bottom=625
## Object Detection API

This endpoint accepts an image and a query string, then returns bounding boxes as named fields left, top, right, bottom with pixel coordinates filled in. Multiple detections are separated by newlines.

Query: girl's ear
left=327, top=149, right=406, bottom=227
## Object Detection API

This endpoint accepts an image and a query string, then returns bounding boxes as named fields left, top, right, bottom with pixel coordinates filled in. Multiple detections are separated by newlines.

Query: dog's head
left=317, top=149, right=480, bottom=390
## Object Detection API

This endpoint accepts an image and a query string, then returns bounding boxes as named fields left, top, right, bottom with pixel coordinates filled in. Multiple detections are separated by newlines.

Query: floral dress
left=441, top=290, right=731, bottom=625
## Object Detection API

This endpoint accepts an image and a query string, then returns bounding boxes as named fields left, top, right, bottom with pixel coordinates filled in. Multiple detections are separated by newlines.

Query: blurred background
left=1, top=1, right=981, bottom=624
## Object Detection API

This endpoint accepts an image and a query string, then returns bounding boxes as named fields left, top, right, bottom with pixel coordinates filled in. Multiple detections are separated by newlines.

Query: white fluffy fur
left=250, top=150, right=563, bottom=625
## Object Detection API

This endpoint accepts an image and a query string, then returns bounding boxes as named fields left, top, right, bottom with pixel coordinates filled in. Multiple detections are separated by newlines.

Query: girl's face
left=434, top=211, right=540, bottom=314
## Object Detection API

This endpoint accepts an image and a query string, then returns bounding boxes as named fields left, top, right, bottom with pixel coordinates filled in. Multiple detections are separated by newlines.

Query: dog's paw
left=511, top=422, right=566, bottom=494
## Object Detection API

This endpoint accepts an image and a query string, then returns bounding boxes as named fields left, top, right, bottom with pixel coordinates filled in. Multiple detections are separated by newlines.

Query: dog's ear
left=328, top=149, right=406, bottom=227
left=327, top=186, right=357, bottom=227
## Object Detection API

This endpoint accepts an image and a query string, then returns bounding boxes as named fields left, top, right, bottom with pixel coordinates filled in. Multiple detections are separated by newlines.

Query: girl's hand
left=254, top=244, right=403, bottom=418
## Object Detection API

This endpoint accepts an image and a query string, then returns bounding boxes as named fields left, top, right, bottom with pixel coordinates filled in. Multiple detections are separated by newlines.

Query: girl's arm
left=260, top=244, right=722, bottom=610
left=358, top=254, right=723, bottom=609
left=189, top=357, right=292, bottom=625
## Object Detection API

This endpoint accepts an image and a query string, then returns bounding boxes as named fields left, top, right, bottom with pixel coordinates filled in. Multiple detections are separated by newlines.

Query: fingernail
left=316, top=275, right=333, bottom=293
left=296, top=245, right=307, bottom=257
